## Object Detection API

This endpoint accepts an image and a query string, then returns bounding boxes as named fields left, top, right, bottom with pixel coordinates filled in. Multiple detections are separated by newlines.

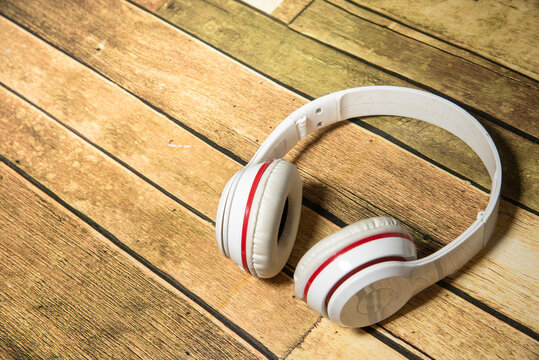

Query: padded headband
left=249, top=86, right=502, bottom=294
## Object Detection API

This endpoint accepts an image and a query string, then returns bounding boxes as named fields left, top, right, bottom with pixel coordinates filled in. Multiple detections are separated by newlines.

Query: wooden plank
left=133, top=0, right=166, bottom=12
left=0, top=19, right=537, bottom=360
left=445, top=201, right=539, bottom=329
left=289, top=0, right=539, bottom=138
left=271, top=0, right=312, bottom=23
left=286, top=319, right=407, bottom=360
left=327, top=0, right=537, bottom=84
left=0, top=0, right=536, bottom=337
left=1, top=72, right=537, bottom=360
left=155, top=0, right=537, bottom=211
left=1, top=0, right=534, bottom=215
left=0, top=71, right=402, bottom=357
left=288, top=0, right=539, bottom=209
left=350, top=0, right=539, bottom=80
left=155, top=0, right=539, bottom=138
left=0, top=164, right=259, bottom=360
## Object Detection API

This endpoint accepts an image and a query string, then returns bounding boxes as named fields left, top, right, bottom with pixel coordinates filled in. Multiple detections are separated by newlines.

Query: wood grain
left=133, top=0, right=166, bottom=12
left=154, top=0, right=537, bottom=211
left=0, top=164, right=258, bottom=360
left=271, top=0, right=312, bottom=23
left=351, top=0, right=539, bottom=80
left=286, top=319, right=406, bottom=360
left=4, top=0, right=536, bottom=214
left=0, top=19, right=537, bottom=360
left=326, top=0, right=537, bottom=84
left=0, top=81, right=400, bottom=357
left=288, top=0, right=539, bottom=209
left=0, top=2, right=536, bottom=336
left=289, top=0, right=539, bottom=137
left=1, top=73, right=537, bottom=360
left=0, top=0, right=529, bottom=241
left=290, top=0, right=538, bottom=139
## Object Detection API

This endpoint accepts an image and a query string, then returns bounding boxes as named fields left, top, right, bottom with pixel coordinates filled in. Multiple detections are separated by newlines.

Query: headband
left=249, top=86, right=501, bottom=295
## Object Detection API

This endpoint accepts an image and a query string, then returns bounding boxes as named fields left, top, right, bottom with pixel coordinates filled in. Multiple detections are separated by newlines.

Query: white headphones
left=216, top=86, right=502, bottom=327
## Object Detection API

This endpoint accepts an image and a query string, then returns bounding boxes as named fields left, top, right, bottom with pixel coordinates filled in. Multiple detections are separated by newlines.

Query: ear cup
left=248, top=159, right=302, bottom=277
left=218, top=159, right=302, bottom=278
left=294, top=217, right=417, bottom=316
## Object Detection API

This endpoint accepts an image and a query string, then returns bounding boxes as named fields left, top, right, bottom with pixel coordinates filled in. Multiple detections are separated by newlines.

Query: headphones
left=216, top=86, right=502, bottom=327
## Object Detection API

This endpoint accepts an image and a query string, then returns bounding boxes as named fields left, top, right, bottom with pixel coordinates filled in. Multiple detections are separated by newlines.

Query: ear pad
left=294, top=217, right=417, bottom=316
left=219, top=159, right=302, bottom=278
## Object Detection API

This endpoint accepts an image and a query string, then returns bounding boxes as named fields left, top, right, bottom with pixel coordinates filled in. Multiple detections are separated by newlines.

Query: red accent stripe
left=303, top=232, right=413, bottom=300
left=323, top=256, right=406, bottom=311
left=241, top=161, right=273, bottom=274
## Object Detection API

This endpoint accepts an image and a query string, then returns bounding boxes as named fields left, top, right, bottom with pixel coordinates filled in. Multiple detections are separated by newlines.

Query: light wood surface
left=350, top=0, right=539, bottom=80
left=0, top=0, right=537, bottom=358
left=0, top=163, right=259, bottom=359
left=271, top=0, right=313, bottom=23
left=155, top=0, right=538, bottom=211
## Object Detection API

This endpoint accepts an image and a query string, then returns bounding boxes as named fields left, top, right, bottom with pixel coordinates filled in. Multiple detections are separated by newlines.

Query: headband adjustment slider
left=295, top=115, right=308, bottom=139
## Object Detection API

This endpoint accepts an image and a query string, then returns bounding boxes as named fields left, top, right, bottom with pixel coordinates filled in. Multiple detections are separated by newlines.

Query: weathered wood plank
left=290, top=0, right=538, bottom=138
left=286, top=319, right=409, bottom=360
left=0, top=78, right=403, bottom=356
left=0, top=164, right=259, bottom=360
left=0, top=1, right=536, bottom=336
left=2, top=71, right=537, bottom=360
left=161, top=0, right=539, bottom=138
left=1, top=19, right=538, bottom=360
left=270, top=0, right=312, bottom=23
left=156, top=0, right=537, bottom=211
left=350, top=0, right=539, bottom=80
left=288, top=0, right=539, bottom=208
left=445, top=201, right=539, bottom=328
left=133, top=0, right=166, bottom=12
left=5, top=0, right=537, bottom=213
left=327, top=0, right=537, bottom=84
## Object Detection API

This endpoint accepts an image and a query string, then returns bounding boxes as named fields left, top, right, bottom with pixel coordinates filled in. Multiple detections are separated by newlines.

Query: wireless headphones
left=216, top=86, right=502, bottom=327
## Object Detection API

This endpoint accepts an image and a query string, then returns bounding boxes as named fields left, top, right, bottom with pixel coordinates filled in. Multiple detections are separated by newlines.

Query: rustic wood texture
left=0, top=8, right=537, bottom=359
left=287, top=319, right=406, bottom=360
left=132, top=0, right=167, bottom=12
left=152, top=0, right=536, bottom=211
left=0, top=164, right=259, bottom=360
left=1, top=0, right=537, bottom=358
left=327, top=0, right=537, bottom=83
left=1, top=61, right=537, bottom=359
left=1, top=2, right=536, bottom=333
left=351, top=0, right=539, bottom=80
left=0, top=84, right=308, bottom=356
left=0, top=78, right=409, bottom=358
left=271, top=0, right=312, bottom=23
left=289, top=0, right=538, bottom=138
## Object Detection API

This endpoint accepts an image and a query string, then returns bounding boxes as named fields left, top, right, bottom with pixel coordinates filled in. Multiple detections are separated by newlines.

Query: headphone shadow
left=285, top=122, right=349, bottom=266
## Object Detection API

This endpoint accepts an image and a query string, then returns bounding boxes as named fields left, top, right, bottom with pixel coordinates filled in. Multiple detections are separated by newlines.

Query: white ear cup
left=294, top=217, right=417, bottom=319
left=247, top=159, right=302, bottom=277
left=217, top=159, right=302, bottom=278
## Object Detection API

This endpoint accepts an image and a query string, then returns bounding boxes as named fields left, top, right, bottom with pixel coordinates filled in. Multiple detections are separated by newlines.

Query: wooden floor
left=0, top=0, right=537, bottom=358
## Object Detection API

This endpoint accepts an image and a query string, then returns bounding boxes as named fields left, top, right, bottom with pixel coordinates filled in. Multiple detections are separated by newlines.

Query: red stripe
left=323, top=256, right=406, bottom=312
left=241, top=161, right=273, bottom=274
left=303, top=232, right=413, bottom=300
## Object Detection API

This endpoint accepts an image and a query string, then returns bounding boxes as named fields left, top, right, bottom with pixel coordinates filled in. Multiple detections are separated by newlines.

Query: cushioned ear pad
left=245, top=159, right=302, bottom=278
left=294, top=217, right=417, bottom=299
